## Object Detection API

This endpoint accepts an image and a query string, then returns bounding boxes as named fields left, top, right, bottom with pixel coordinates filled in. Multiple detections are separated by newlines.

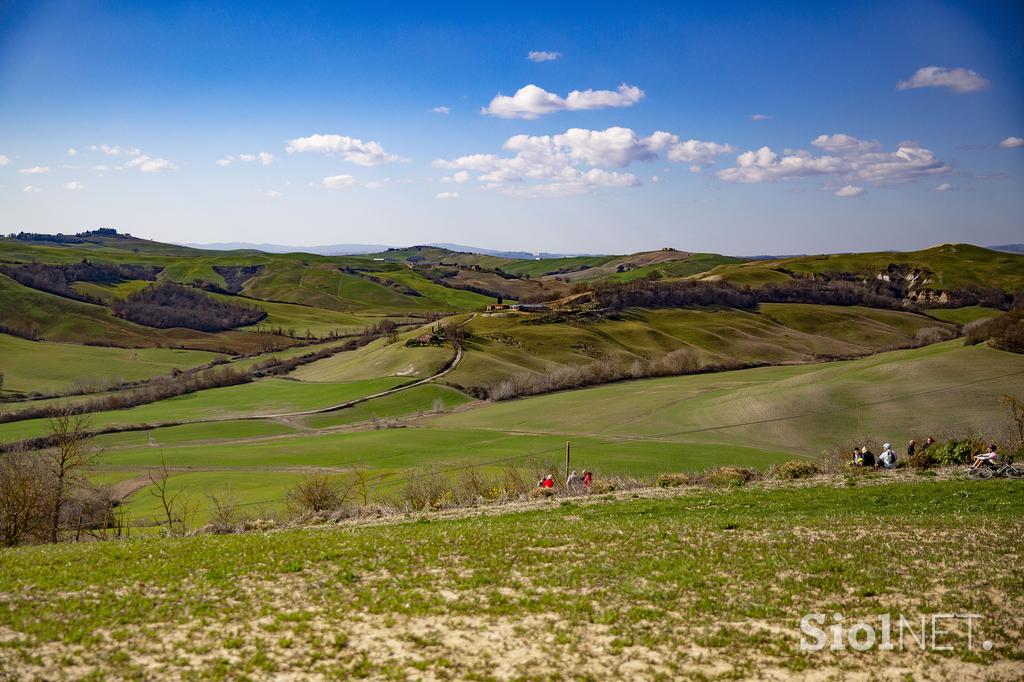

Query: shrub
left=529, top=487, right=555, bottom=499
left=286, top=474, right=346, bottom=515
left=906, top=449, right=937, bottom=469
left=769, top=460, right=820, bottom=480
left=704, top=467, right=759, bottom=487
left=656, top=472, right=701, bottom=487
left=930, top=439, right=987, bottom=467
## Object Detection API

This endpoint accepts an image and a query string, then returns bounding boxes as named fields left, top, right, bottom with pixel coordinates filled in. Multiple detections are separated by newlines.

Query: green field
left=27, top=340, right=1012, bottom=527
left=927, top=306, right=1004, bottom=324
left=0, top=376, right=411, bottom=442
left=1, top=478, right=1020, bottom=679
left=0, top=333, right=222, bottom=395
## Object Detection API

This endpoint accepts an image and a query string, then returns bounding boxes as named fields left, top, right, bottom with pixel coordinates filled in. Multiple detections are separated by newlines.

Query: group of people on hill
left=850, top=436, right=1001, bottom=470
left=537, top=470, right=592, bottom=493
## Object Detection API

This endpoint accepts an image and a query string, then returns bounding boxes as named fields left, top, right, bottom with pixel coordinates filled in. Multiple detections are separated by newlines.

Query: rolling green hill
left=703, top=243, right=1024, bottom=294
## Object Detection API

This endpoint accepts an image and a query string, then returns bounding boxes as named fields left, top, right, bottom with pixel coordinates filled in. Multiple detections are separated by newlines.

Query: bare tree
left=149, top=453, right=195, bottom=536
left=46, top=412, right=100, bottom=543
left=0, top=446, right=51, bottom=547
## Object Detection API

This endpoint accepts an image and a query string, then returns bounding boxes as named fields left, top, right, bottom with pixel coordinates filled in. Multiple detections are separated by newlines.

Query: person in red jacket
left=539, top=474, right=554, bottom=488
left=582, top=470, right=592, bottom=488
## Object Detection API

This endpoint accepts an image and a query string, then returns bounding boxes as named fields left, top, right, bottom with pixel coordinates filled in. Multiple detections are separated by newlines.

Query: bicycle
left=967, top=461, right=1024, bottom=479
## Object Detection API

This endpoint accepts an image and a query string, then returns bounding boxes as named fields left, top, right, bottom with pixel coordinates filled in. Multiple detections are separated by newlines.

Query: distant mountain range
left=181, top=241, right=586, bottom=259
left=989, top=244, right=1024, bottom=254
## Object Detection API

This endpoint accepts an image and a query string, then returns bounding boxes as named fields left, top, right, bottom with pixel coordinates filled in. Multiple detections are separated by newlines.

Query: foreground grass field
left=1, top=477, right=1020, bottom=680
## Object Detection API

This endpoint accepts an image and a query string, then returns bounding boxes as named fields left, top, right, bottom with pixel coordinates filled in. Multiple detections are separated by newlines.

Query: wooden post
left=565, top=441, right=571, bottom=482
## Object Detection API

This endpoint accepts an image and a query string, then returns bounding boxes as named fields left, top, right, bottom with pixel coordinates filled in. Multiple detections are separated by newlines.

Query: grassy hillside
left=0, top=274, right=292, bottom=354
left=0, top=340, right=1007, bottom=525
left=434, top=341, right=1024, bottom=455
left=0, top=333, right=222, bottom=396
left=704, top=243, right=1024, bottom=293
left=1, top=478, right=1019, bottom=680
left=446, top=304, right=952, bottom=391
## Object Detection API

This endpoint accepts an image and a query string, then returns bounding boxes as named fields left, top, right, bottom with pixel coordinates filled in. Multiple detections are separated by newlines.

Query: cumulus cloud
left=750, top=114, right=773, bottom=121
left=322, top=174, right=358, bottom=189
left=482, top=83, right=644, bottom=119
left=1000, top=136, right=1024, bottom=149
left=436, top=191, right=459, bottom=199
left=434, top=126, right=729, bottom=197
left=22, top=185, right=40, bottom=193
left=18, top=166, right=49, bottom=175
left=125, top=155, right=175, bottom=173
left=67, top=148, right=77, bottom=157
left=218, top=151, right=275, bottom=167
left=65, top=180, right=85, bottom=191
left=441, top=170, right=470, bottom=184
left=431, top=106, right=450, bottom=114
left=527, top=51, right=561, bottom=62
left=0, top=154, right=9, bottom=166
left=834, top=184, right=865, bottom=198
left=718, top=133, right=951, bottom=185
left=286, top=134, right=401, bottom=166
left=897, top=66, right=990, bottom=93
left=264, top=190, right=283, bottom=198
left=932, top=183, right=955, bottom=192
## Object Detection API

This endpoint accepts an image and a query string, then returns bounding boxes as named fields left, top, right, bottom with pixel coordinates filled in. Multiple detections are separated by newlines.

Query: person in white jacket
left=879, top=443, right=897, bottom=469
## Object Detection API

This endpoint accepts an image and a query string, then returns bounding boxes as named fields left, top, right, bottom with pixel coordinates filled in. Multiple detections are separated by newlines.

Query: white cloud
left=431, top=106, right=450, bottom=114
left=90, top=144, right=124, bottom=156
left=750, top=114, right=773, bottom=121
left=125, top=155, right=175, bottom=173
left=897, top=66, right=990, bottom=93
left=651, top=175, right=662, bottom=184
left=67, top=148, right=77, bottom=157
left=322, top=174, right=358, bottom=189
left=482, top=83, right=644, bottom=119
left=436, top=191, right=459, bottom=200
left=286, top=134, right=400, bottom=166
left=264, top=190, right=283, bottom=198
left=718, top=133, right=950, bottom=185
left=932, top=183, right=954, bottom=192
left=434, top=126, right=723, bottom=197
left=18, top=166, right=49, bottom=175
left=527, top=50, right=561, bottom=62
left=65, top=180, right=85, bottom=191
left=835, top=184, right=865, bottom=198
left=1000, top=136, right=1024, bottom=149
left=0, top=154, right=8, bottom=166
left=218, top=151, right=275, bottom=167
left=22, top=185, right=40, bottom=193
left=441, top=170, right=470, bottom=184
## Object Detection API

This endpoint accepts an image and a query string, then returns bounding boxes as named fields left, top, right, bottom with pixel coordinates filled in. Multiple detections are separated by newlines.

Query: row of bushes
left=487, top=350, right=759, bottom=401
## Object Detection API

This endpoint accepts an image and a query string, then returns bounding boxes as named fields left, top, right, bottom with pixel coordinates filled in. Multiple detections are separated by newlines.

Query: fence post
left=565, top=441, right=571, bottom=481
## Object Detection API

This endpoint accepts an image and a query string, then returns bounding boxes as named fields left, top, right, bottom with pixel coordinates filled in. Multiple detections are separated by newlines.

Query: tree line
left=112, top=282, right=266, bottom=331
left=0, top=260, right=161, bottom=305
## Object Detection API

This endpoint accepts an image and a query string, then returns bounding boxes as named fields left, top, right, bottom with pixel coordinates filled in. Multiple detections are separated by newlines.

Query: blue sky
left=1, top=0, right=1021, bottom=254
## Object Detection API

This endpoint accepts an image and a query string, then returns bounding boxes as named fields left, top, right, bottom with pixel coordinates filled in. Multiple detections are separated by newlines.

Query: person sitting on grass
left=566, top=470, right=583, bottom=494
left=849, top=448, right=864, bottom=466
left=970, top=445, right=1000, bottom=470
left=859, top=446, right=875, bottom=468
left=879, top=443, right=897, bottom=469
left=582, top=470, right=592, bottom=488
left=538, top=474, right=554, bottom=489
left=907, top=440, right=917, bottom=458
